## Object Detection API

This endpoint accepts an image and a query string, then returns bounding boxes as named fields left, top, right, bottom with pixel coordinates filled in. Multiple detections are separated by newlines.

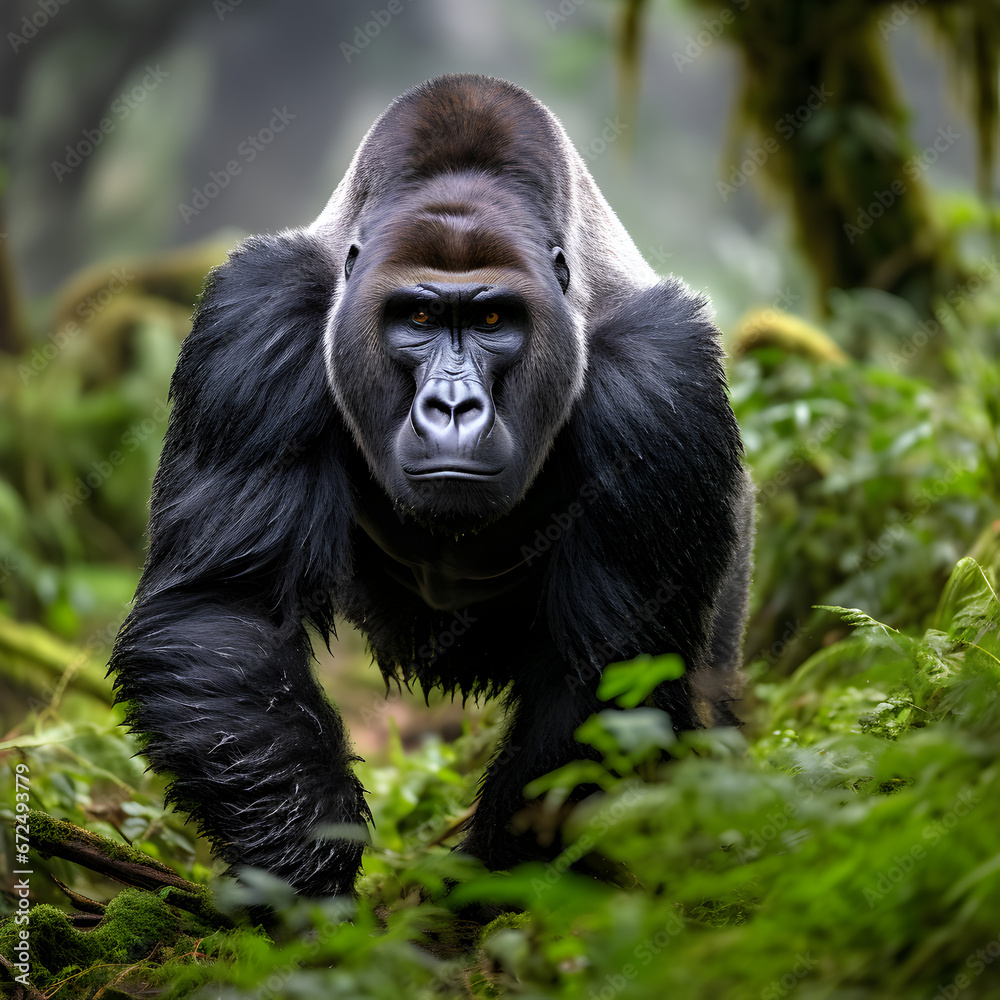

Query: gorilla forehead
left=317, top=75, right=574, bottom=244
left=312, top=73, right=660, bottom=310
left=370, top=172, right=541, bottom=274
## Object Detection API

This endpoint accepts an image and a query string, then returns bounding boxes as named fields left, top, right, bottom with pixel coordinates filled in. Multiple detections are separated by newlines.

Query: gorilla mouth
left=403, top=463, right=503, bottom=480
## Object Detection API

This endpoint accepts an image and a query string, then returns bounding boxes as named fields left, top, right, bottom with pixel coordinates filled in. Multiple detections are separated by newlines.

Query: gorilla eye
left=484, top=311, right=500, bottom=326
left=410, top=310, right=432, bottom=325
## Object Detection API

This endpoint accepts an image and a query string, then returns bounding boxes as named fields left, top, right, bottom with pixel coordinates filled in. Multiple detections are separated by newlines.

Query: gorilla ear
left=551, top=246, right=570, bottom=294
left=344, top=243, right=361, bottom=280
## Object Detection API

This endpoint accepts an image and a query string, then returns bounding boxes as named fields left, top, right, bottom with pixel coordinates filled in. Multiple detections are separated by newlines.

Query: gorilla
left=111, top=74, right=753, bottom=897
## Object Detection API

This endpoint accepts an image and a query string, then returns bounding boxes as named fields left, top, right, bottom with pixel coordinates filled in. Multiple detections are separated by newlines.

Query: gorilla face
left=324, top=164, right=581, bottom=525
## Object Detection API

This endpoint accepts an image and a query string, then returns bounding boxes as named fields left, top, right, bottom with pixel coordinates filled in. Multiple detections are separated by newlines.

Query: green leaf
left=597, top=654, right=685, bottom=708
left=815, top=604, right=914, bottom=654
left=594, top=707, right=677, bottom=756
left=933, top=557, right=999, bottom=634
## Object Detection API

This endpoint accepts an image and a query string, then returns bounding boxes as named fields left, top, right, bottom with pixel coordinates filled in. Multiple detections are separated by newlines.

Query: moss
left=27, top=809, right=231, bottom=927
left=732, top=309, right=850, bottom=363
left=480, top=910, right=531, bottom=940
left=0, top=887, right=223, bottom=994
left=30, top=807, right=156, bottom=867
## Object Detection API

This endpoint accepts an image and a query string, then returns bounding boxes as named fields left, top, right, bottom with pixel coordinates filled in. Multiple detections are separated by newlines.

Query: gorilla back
left=111, top=74, right=753, bottom=894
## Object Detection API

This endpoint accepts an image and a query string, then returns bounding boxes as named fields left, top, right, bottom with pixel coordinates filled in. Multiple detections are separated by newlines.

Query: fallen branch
left=26, top=809, right=232, bottom=928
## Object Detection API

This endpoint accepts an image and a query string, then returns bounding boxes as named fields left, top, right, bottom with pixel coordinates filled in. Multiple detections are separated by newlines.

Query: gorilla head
left=319, top=78, right=634, bottom=525
left=111, top=75, right=753, bottom=899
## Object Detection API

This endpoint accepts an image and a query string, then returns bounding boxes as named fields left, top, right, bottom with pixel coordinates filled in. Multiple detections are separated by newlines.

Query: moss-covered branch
left=26, top=810, right=232, bottom=929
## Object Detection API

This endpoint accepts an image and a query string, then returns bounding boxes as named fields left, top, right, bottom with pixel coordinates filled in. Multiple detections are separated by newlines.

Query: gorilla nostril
left=412, top=380, right=494, bottom=443
left=453, top=397, right=483, bottom=421
left=413, top=394, right=452, bottom=435
left=427, top=397, right=453, bottom=420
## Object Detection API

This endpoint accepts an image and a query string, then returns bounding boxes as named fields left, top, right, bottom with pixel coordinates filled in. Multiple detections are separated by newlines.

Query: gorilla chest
left=354, top=504, right=535, bottom=612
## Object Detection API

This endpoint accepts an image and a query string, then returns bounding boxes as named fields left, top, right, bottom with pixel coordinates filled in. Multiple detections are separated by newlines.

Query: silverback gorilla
left=111, top=74, right=753, bottom=897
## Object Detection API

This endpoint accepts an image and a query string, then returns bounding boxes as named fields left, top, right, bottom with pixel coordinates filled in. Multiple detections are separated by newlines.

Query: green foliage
left=0, top=889, right=222, bottom=996
left=2, top=288, right=998, bottom=999
left=4, top=554, right=999, bottom=997
left=596, top=653, right=685, bottom=707
left=0, top=307, right=180, bottom=636
left=734, top=304, right=999, bottom=668
left=687, top=0, right=1000, bottom=311
left=0, top=709, right=203, bottom=895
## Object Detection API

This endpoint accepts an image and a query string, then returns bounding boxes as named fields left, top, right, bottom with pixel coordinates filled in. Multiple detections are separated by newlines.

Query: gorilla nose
left=411, top=377, right=495, bottom=451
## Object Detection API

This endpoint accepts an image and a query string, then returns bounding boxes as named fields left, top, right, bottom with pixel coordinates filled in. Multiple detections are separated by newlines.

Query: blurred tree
left=0, top=203, right=24, bottom=352
left=617, top=0, right=649, bottom=155
left=635, top=0, right=999, bottom=317
left=0, top=0, right=199, bottom=223
left=0, top=0, right=205, bottom=319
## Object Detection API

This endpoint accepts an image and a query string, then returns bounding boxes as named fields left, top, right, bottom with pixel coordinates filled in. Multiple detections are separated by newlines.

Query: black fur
left=110, top=75, right=753, bottom=895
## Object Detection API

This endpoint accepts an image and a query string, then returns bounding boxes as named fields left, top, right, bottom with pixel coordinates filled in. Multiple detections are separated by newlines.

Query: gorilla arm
left=113, top=592, right=367, bottom=895
left=110, top=233, right=369, bottom=895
